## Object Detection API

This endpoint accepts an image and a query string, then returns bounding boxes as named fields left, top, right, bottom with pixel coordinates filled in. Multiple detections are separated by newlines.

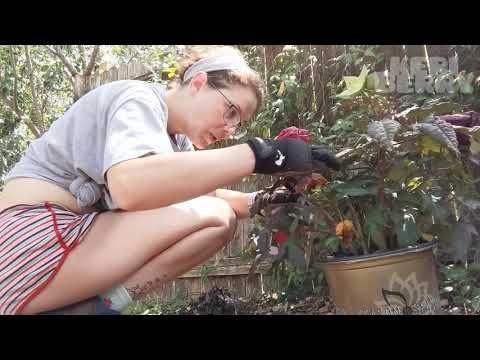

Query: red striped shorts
left=0, top=202, right=99, bottom=315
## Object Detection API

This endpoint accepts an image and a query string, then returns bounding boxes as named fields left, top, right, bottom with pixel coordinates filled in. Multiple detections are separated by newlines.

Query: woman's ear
left=189, top=71, right=208, bottom=94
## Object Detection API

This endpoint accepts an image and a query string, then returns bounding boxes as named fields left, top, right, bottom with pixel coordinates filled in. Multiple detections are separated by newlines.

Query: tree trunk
left=72, top=74, right=90, bottom=102
left=46, top=45, right=100, bottom=103
left=24, top=45, right=45, bottom=134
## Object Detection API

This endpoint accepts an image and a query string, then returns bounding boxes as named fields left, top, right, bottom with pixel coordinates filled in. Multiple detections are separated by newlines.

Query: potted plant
left=248, top=68, right=480, bottom=315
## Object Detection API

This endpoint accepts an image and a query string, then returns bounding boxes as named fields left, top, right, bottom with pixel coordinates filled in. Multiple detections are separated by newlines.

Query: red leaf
left=294, top=174, right=330, bottom=194
left=307, top=174, right=329, bottom=190
left=275, top=127, right=311, bottom=144
left=273, top=231, right=289, bottom=245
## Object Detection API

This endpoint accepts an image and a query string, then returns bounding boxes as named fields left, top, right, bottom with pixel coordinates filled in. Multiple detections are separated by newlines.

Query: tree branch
left=62, top=67, right=75, bottom=87
left=24, top=45, right=44, bottom=133
left=84, top=45, right=100, bottom=76
left=8, top=45, right=19, bottom=114
left=0, top=88, right=16, bottom=114
left=77, top=45, right=86, bottom=69
left=0, top=70, right=20, bottom=117
left=45, top=45, right=78, bottom=77
left=41, top=96, right=48, bottom=118
left=44, top=45, right=57, bottom=57
left=0, top=95, right=40, bottom=138
left=0, top=63, right=41, bottom=138
left=23, top=119, right=41, bottom=138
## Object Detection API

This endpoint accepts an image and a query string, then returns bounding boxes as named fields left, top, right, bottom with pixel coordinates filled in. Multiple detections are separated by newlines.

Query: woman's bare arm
left=210, top=188, right=254, bottom=219
left=107, top=144, right=255, bottom=211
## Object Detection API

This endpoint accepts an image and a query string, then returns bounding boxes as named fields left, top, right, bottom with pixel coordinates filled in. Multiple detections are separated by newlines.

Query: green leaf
left=421, top=193, right=450, bottom=226
left=330, top=119, right=354, bottom=134
left=397, top=106, right=430, bottom=122
left=323, top=235, right=341, bottom=253
left=386, top=161, right=411, bottom=183
left=393, top=211, right=420, bottom=247
left=317, top=271, right=325, bottom=284
left=441, top=265, right=468, bottom=281
left=470, top=138, right=480, bottom=155
left=367, top=118, right=401, bottom=149
left=471, top=287, right=480, bottom=297
left=336, top=65, right=369, bottom=99
left=456, top=197, right=480, bottom=213
left=416, top=118, right=460, bottom=156
left=472, top=296, right=480, bottom=312
left=252, top=229, right=272, bottom=255
left=407, top=176, right=423, bottom=190
left=386, top=167, right=407, bottom=182
left=265, top=207, right=293, bottom=232
left=289, top=217, right=299, bottom=236
left=232, top=130, right=248, bottom=140
left=471, top=127, right=480, bottom=142
left=365, top=72, right=380, bottom=90
left=365, top=204, right=386, bottom=250
left=397, top=102, right=462, bottom=122
left=272, top=99, right=284, bottom=112
left=468, top=264, right=480, bottom=274
left=316, top=220, right=329, bottom=230
left=420, top=136, right=445, bottom=156
left=261, top=127, right=271, bottom=139
left=440, top=285, right=454, bottom=294
left=425, top=101, right=463, bottom=116
left=454, top=72, right=475, bottom=94
left=461, top=285, right=471, bottom=296
left=331, top=177, right=378, bottom=198
left=286, top=243, right=306, bottom=270
left=447, top=222, right=479, bottom=262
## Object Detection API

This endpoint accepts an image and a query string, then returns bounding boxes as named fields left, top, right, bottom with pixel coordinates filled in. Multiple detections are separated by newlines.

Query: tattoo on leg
left=126, top=277, right=167, bottom=301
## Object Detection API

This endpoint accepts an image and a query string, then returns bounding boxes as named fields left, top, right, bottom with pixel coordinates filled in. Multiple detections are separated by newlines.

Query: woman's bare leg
left=122, top=219, right=235, bottom=301
left=20, top=196, right=236, bottom=314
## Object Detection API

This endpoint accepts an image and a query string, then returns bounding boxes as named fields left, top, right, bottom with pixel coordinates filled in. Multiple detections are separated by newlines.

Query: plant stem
left=377, top=147, right=386, bottom=206
left=315, top=207, right=337, bottom=228
left=347, top=201, right=368, bottom=254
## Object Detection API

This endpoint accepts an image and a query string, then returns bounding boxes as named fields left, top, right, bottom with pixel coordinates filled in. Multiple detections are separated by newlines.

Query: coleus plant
left=249, top=110, right=480, bottom=275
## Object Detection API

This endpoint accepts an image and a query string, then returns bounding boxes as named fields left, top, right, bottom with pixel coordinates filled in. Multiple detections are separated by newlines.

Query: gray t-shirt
left=5, top=80, right=194, bottom=211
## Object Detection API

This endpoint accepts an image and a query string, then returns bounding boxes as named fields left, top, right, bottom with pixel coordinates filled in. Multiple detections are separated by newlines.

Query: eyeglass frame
left=207, top=81, right=244, bottom=133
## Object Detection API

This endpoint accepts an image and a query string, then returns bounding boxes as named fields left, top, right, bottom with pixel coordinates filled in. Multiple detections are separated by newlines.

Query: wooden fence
left=89, top=62, right=153, bottom=91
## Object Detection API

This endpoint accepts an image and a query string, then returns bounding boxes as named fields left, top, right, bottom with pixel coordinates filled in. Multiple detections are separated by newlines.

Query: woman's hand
left=246, top=138, right=340, bottom=177
left=248, top=188, right=301, bottom=217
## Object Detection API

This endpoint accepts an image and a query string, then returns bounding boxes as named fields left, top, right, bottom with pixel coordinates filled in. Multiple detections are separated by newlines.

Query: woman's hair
left=171, top=46, right=265, bottom=113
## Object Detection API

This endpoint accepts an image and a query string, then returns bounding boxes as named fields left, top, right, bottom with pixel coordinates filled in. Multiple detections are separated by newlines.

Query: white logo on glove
left=274, top=150, right=286, bottom=166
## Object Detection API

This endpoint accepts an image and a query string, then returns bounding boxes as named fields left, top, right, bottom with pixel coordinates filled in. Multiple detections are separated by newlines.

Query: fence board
left=229, top=276, right=246, bottom=298
left=118, top=64, right=128, bottom=81
left=405, top=45, right=425, bottom=58
left=427, top=45, right=452, bottom=58
left=109, top=66, right=119, bottom=82
left=246, top=275, right=261, bottom=298
left=100, top=70, right=109, bottom=85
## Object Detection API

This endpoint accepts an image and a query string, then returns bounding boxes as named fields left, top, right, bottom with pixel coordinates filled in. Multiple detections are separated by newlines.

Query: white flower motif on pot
left=374, top=272, right=438, bottom=315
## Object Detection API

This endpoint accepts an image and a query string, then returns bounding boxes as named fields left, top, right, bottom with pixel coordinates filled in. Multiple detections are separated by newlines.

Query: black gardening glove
left=249, top=188, right=301, bottom=217
left=246, top=137, right=340, bottom=176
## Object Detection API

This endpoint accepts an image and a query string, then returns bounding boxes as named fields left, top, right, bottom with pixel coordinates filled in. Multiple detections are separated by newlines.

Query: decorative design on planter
left=334, top=272, right=440, bottom=315
left=372, top=272, right=439, bottom=315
